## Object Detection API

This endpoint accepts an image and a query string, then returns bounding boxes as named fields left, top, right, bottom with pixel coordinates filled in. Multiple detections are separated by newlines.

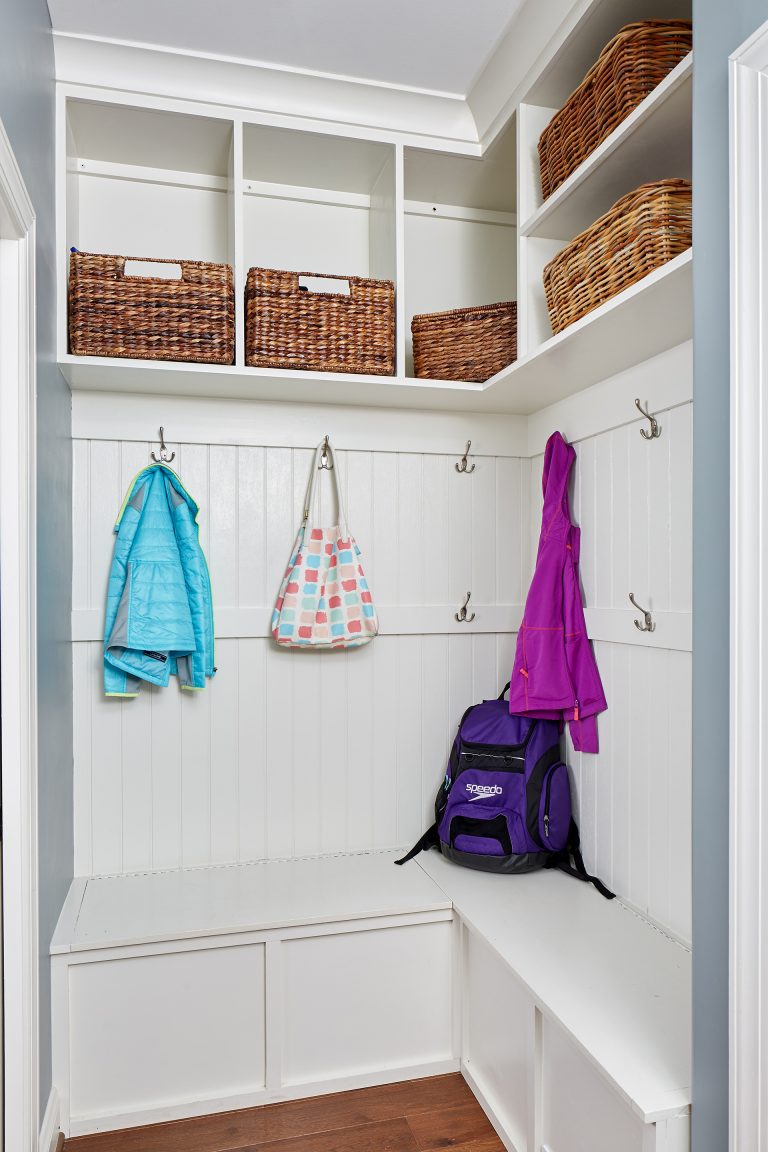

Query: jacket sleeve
left=167, top=481, right=215, bottom=689
left=563, top=534, right=607, bottom=753
left=103, top=489, right=144, bottom=697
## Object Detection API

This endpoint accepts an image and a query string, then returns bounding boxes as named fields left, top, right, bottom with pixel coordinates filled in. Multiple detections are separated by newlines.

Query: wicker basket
left=543, top=179, right=692, bottom=335
left=411, top=301, right=517, bottom=382
left=245, top=268, right=395, bottom=376
left=538, top=21, right=692, bottom=201
left=68, top=252, right=234, bottom=364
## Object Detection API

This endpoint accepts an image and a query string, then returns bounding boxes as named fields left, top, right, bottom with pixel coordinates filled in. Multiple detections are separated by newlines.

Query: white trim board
left=729, top=20, right=768, bottom=1152
left=69, top=338, right=691, bottom=459
left=0, top=115, right=40, bottom=1152
left=71, top=605, right=690, bottom=650
left=70, top=391, right=529, bottom=457
left=39, top=1089, right=61, bottom=1152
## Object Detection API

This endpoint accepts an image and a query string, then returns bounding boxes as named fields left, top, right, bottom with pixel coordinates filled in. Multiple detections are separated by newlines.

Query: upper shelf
left=522, top=53, right=692, bottom=241
left=60, top=247, right=692, bottom=415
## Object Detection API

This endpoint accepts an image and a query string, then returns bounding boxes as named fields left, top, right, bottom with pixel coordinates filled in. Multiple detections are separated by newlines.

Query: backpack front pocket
left=443, top=802, right=525, bottom=857
left=538, top=761, right=571, bottom=850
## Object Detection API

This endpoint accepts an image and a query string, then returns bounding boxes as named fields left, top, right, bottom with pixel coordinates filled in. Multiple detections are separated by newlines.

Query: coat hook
left=318, top=435, right=333, bottom=470
left=629, top=592, right=655, bottom=633
left=455, top=591, right=476, bottom=623
left=455, top=440, right=475, bottom=474
left=151, top=427, right=175, bottom=464
left=635, top=398, right=660, bottom=440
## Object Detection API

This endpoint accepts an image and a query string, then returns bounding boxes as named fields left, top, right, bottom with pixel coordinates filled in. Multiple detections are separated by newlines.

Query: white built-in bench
left=51, top=851, right=691, bottom=1151
left=417, top=853, right=691, bottom=1152
left=50, top=851, right=457, bottom=1136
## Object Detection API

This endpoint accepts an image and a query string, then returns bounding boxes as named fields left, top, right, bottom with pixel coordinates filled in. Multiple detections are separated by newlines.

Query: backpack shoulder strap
left=546, top=819, right=615, bottom=900
left=395, top=824, right=439, bottom=865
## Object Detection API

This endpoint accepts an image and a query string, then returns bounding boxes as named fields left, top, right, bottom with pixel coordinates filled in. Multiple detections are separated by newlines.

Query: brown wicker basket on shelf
left=542, top=179, right=692, bottom=335
left=538, top=21, right=692, bottom=201
left=411, top=301, right=517, bottom=382
left=68, top=252, right=235, bottom=364
left=245, top=268, right=395, bottom=376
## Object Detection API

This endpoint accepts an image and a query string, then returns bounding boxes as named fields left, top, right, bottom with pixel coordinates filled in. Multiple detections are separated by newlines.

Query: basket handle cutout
left=124, top=260, right=183, bottom=281
left=298, top=274, right=351, bottom=296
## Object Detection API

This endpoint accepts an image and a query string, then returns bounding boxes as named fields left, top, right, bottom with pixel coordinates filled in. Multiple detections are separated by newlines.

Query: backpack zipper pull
left=544, top=813, right=550, bottom=838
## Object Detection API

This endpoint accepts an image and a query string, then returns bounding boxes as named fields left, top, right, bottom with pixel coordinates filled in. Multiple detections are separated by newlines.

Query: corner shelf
left=483, top=248, right=692, bottom=414
left=61, top=248, right=691, bottom=416
left=521, top=53, right=692, bottom=243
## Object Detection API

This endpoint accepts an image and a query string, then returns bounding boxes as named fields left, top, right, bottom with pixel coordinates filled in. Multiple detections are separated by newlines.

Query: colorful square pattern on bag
left=272, top=525, right=378, bottom=649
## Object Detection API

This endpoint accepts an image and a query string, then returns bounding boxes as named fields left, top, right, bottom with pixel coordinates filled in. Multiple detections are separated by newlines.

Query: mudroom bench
left=417, top=853, right=692, bottom=1152
left=51, top=850, right=691, bottom=1150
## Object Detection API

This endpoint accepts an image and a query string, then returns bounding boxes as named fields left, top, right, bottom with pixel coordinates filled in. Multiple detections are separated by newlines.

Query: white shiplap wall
left=71, top=368, right=693, bottom=946
left=72, top=439, right=525, bottom=877
left=529, top=402, right=693, bottom=945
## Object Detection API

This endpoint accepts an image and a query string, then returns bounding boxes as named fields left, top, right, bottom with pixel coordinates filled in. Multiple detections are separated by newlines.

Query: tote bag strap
left=302, top=438, right=349, bottom=538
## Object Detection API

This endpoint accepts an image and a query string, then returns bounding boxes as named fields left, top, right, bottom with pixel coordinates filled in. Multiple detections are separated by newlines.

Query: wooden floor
left=63, top=1075, right=504, bottom=1152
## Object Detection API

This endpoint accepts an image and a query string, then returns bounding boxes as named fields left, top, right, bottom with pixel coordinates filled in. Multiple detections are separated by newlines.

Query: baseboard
left=67, top=1058, right=461, bottom=1137
left=461, top=1062, right=519, bottom=1152
left=39, top=1088, right=61, bottom=1152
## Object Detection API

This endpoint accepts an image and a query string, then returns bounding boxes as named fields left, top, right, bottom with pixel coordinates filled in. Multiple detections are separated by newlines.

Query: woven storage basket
left=69, top=252, right=234, bottom=364
left=538, top=21, right=692, bottom=201
left=543, top=179, right=692, bottom=335
left=245, top=268, right=395, bottom=376
left=411, top=301, right=517, bottom=382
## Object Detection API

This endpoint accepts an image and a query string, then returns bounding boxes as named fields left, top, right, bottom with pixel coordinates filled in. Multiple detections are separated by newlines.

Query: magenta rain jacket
left=509, top=431, right=607, bottom=753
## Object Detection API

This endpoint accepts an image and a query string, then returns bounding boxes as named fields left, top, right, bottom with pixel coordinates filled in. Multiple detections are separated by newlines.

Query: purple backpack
left=397, top=684, right=613, bottom=899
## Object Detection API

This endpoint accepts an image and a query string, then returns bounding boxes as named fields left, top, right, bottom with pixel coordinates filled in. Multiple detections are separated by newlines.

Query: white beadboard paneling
left=72, top=427, right=692, bottom=949
left=565, top=642, right=693, bottom=948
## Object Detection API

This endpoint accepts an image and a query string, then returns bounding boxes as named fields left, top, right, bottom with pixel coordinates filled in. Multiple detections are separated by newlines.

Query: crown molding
left=52, top=32, right=482, bottom=149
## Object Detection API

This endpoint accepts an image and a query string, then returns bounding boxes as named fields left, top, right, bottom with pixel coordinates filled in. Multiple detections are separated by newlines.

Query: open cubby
left=403, top=121, right=517, bottom=377
left=65, top=100, right=234, bottom=264
left=242, top=125, right=397, bottom=288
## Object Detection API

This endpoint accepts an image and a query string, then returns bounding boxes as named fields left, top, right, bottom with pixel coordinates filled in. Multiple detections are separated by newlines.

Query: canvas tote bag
left=272, top=440, right=378, bottom=648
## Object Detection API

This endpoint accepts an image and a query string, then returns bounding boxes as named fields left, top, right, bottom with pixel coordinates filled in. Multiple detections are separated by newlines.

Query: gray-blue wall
left=0, top=0, right=73, bottom=1123
left=692, top=1, right=768, bottom=1148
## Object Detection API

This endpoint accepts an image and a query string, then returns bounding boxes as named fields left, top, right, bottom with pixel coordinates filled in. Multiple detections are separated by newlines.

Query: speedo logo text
left=465, top=782, right=503, bottom=801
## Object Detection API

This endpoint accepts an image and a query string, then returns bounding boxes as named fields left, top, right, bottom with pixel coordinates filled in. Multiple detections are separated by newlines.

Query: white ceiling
left=46, top=0, right=525, bottom=97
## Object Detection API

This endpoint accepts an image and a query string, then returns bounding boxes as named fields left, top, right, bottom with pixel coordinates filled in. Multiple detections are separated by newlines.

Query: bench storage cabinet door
left=463, top=931, right=533, bottom=1152
left=67, top=942, right=267, bottom=1128
left=282, top=920, right=454, bottom=1085
left=541, top=1018, right=645, bottom=1152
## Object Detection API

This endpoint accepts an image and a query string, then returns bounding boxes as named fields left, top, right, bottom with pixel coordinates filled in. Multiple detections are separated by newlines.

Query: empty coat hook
left=629, top=592, right=655, bottom=633
left=635, top=398, right=660, bottom=440
left=151, top=427, right=175, bottom=464
left=318, top=435, right=333, bottom=470
left=456, top=591, right=476, bottom=623
left=455, top=440, right=475, bottom=474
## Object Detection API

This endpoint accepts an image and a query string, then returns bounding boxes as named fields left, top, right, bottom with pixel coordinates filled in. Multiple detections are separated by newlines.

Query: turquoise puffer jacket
left=104, top=464, right=215, bottom=696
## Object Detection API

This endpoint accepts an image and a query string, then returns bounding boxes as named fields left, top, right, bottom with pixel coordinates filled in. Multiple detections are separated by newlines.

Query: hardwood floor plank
left=63, top=1075, right=476, bottom=1152
left=405, top=1103, right=500, bottom=1151
left=236, top=1117, right=419, bottom=1152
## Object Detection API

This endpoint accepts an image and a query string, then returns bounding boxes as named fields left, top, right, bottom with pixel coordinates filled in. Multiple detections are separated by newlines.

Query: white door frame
left=0, top=119, right=39, bottom=1151
left=730, top=18, right=768, bottom=1152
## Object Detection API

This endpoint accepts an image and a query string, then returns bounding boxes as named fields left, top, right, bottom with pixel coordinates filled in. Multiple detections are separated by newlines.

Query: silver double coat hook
left=455, top=441, right=475, bottom=474
left=456, top=591, right=476, bottom=623
left=634, top=399, right=660, bottom=440
left=151, top=427, right=175, bottom=464
left=629, top=592, right=655, bottom=633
